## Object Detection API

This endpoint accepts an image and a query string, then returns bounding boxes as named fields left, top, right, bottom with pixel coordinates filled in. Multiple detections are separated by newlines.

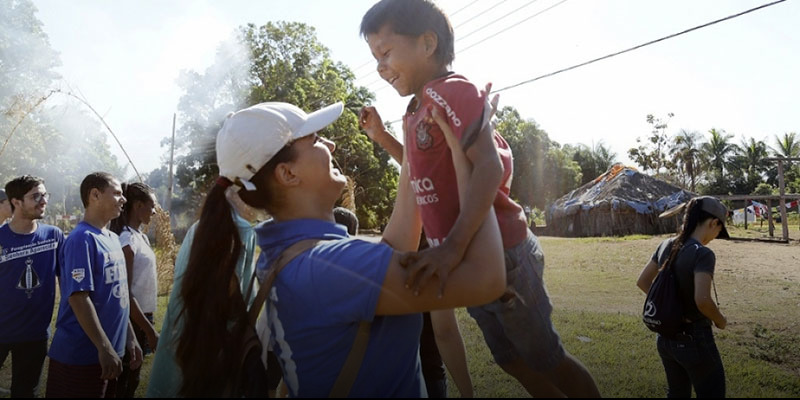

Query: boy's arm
left=68, top=292, right=123, bottom=379
left=359, top=106, right=404, bottom=163
left=406, top=102, right=504, bottom=294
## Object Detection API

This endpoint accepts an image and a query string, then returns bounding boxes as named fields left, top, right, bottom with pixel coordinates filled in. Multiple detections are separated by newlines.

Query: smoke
left=0, top=0, right=126, bottom=225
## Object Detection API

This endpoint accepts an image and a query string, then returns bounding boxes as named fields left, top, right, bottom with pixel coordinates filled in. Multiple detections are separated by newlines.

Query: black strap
left=244, top=239, right=372, bottom=398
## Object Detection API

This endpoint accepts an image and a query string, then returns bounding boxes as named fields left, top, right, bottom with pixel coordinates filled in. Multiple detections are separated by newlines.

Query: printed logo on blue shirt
left=16, top=257, right=42, bottom=298
left=72, top=268, right=86, bottom=283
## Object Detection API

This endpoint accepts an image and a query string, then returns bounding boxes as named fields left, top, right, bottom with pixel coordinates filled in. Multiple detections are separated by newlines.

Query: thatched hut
left=546, top=165, right=694, bottom=237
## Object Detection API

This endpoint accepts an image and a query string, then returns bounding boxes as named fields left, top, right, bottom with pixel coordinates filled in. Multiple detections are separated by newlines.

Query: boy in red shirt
left=358, top=0, right=600, bottom=396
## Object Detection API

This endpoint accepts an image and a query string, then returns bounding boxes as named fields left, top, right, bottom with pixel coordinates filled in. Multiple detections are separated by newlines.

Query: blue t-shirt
left=257, top=219, right=425, bottom=398
left=0, top=223, right=64, bottom=343
left=49, top=221, right=129, bottom=365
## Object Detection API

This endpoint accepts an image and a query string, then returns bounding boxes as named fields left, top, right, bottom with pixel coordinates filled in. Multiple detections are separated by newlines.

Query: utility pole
left=166, top=113, right=176, bottom=213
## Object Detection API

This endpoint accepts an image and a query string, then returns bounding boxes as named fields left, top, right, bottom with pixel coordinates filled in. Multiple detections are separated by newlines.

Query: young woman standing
left=637, top=196, right=729, bottom=398
left=109, top=182, right=159, bottom=398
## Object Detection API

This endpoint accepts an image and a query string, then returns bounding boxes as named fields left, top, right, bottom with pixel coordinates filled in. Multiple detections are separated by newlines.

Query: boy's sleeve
left=60, top=234, right=96, bottom=296
left=426, top=79, right=486, bottom=150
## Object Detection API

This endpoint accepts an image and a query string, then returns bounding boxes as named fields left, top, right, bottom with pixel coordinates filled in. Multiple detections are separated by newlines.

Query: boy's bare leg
left=500, top=352, right=601, bottom=398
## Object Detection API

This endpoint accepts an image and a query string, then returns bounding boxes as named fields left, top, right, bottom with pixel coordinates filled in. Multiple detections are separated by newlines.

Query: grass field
left=3, top=231, right=799, bottom=397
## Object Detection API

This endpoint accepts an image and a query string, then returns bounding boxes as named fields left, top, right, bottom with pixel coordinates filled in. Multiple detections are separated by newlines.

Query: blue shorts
left=467, top=230, right=566, bottom=371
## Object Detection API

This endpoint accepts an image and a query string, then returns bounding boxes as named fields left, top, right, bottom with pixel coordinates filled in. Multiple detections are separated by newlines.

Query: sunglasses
left=27, top=192, right=51, bottom=203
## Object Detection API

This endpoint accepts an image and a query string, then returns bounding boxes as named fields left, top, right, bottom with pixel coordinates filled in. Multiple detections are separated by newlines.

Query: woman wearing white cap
left=163, top=101, right=504, bottom=398
left=637, top=196, right=730, bottom=397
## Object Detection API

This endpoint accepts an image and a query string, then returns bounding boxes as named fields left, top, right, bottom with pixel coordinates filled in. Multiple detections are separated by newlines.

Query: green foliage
left=628, top=113, right=675, bottom=177
left=172, top=21, right=397, bottom=228
left=0, top=0, right=122, bottom=216
left=494, top=106, right=581, bottom=209
left=753, top=182, right=775, bottom=196
left=565, top=142, right=617, bottom=185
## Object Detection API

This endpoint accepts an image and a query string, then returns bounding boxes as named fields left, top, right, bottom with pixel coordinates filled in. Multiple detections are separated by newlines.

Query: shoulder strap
left=329, top=320, right=371, bottom=398
left=246, top=238, right=372, bottom=398
left=247, top=238, right=322, bottom=324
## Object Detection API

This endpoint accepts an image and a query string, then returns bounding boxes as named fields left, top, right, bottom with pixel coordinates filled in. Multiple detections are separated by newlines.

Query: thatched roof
left=546, top=164, right=694, bottom=237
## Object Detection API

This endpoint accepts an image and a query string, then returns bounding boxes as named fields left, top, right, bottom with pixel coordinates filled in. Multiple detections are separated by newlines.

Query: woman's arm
left=694, top=272, right=727, bottom=329
left=636, top=259, right=659, bottom=294
left=123, top=245, right=160, bottom=351
left=375, top=105, right=505, bottom=315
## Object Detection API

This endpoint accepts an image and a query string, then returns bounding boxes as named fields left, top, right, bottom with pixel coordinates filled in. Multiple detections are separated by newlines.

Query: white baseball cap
left=216, top=102, right=344, bottom=190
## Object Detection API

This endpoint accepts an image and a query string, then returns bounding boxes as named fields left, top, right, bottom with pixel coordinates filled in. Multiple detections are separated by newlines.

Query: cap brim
left=293, top=102, right=344, bottom=140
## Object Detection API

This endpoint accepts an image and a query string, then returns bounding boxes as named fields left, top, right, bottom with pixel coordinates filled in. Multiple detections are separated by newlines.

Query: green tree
left=700, top=128, right=737, bottom=194
left=1, top=0, right=122, bottom=218
left=670, top=129, right=704, bottom=192
left=495, top=107, right=581, bottom=209
left=567, top=141, right=617, bottom=185
left=628, top=113, right=675, bottom=177
left=173, top=22, right=396, bottom=228
left=732, top=137, right=769, bottom=194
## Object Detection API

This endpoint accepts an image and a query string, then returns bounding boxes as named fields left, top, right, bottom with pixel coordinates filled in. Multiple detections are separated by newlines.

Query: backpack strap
left=247, top=238, right=322, bottom=324
left=246, top=238, right=372, bottom=398
left=329, top=320, right=371, bottom=398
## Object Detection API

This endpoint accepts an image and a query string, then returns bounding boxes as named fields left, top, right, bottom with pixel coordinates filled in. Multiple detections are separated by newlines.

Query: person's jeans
left=0, top=339, right=48, bottom=398
left=657, top=321, right=725, bottom=398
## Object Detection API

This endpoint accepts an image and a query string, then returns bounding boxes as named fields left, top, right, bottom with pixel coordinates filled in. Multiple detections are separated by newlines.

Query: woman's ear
left=273, top=162, right=300, bottom=186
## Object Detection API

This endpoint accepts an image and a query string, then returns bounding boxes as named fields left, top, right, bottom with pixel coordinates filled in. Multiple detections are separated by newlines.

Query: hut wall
left=547, top=208, right=682, bottom=237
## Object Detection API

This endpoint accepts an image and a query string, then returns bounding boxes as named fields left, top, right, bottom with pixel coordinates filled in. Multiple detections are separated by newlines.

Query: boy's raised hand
left=359, top=106, right=384, bottom=140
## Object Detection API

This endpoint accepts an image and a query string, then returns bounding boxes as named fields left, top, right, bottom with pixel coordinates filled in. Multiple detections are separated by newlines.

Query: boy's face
left=90, top=179, right=126, bottom=222
left=367, top=25, right=436, bottom=98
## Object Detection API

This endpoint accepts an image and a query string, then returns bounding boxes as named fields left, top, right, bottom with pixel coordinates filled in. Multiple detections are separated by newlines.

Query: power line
left=492, top=0, right=788, bottom=94
left=450, top=0, right=482, bottom=18
left=453, top=0, right=511, bottom=29
left=457, top=0, right=541, bottom=42
left=458, top=0, right=567, bottom=51
left=382, top=0, right=788, bottom=126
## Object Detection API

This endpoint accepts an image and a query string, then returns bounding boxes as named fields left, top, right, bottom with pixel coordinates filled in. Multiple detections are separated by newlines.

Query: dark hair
left=5, top=175, right=44, bottom=212
left=176, top=144, right=296, bottom=397
left=360, top=0, right=455, bottom=67
left=661, top=198, right=719, bottom=271
left=109, top=182, right=155, bottom=235
left=333, top=206, right=359, bottom=235
left=79, top=172, right=117, bottom=207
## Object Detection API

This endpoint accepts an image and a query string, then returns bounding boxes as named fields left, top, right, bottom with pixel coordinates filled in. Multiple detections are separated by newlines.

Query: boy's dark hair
left=333, top=206, right=359, bottom=235
left=5, top=175, right=45, bottom=212
left=360, top=0, right=455, bottom=67
left=79, top=172, right=117, bottom=208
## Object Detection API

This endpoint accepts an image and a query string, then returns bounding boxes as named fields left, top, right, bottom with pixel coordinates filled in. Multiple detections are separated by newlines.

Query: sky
left=30, top=0, right=800, bottom=179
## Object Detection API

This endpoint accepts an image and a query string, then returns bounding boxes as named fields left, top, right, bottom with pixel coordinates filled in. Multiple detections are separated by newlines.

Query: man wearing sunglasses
left=0, top=175, right=64, bottom=397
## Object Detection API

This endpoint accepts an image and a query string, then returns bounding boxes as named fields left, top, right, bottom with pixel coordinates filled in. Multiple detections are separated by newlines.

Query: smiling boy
left=358, top=0, right=600, bottom=396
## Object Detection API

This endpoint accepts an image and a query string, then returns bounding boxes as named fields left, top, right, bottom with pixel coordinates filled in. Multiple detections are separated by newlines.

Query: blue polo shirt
left=49, top=221, right=129, bottom=365
left=0, top=223, right=63, bottom=343
left=256, top=219, right=425, bottom=398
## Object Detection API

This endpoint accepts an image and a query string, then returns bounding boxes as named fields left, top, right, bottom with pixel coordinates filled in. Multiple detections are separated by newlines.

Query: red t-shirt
left=403, top=74, right=528, bottom=249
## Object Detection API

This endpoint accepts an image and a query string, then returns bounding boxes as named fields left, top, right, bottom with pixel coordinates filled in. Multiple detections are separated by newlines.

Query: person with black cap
left=637, top=195, right=730, bottom=398
left=0, top=189, right=11, bottom=226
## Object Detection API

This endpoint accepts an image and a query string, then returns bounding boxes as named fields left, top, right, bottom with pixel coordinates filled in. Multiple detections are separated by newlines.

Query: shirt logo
left=425, top=87, right=462, bottom=127
left=416, top=120, right=434, bottom=151
left=72, top=268, right=86, bottom=283
left=16, top=258, right=42, bottom=298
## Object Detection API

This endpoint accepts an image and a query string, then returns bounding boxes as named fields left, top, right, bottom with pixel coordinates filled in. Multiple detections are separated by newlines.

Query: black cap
left=697, top=196, right=730, bottom=239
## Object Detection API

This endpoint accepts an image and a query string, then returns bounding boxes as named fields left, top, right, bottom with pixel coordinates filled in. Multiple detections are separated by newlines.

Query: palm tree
left=771, top=132, right=800, bottom=158
left=735, top=137, right=769, bottom=192
left=592, top=142, right=617, bottom=173
left=672, top=129, right=704, bottom=192
left=701, top=128, right=737, bottom=183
